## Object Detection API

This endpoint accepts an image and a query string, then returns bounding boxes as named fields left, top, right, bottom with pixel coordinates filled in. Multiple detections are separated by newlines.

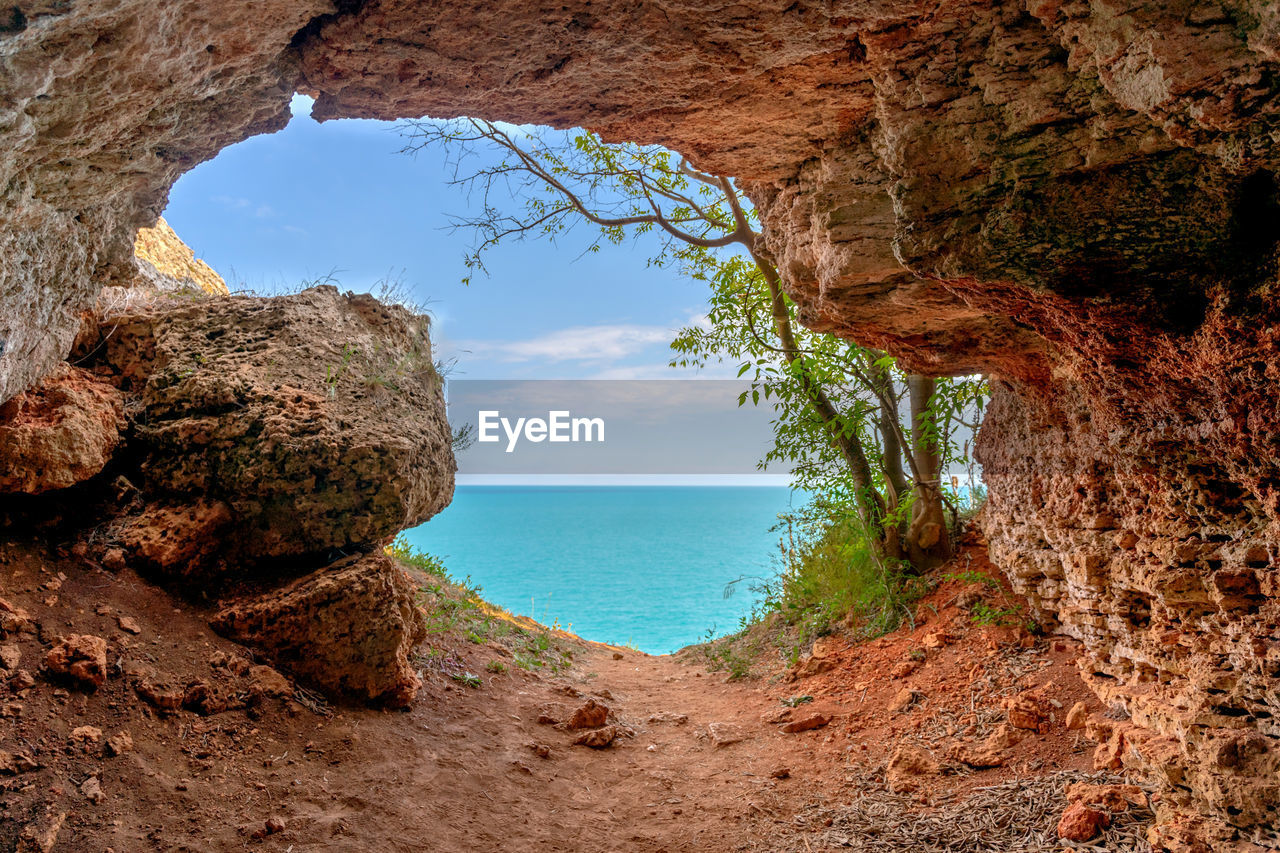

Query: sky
left=163, top=95, right=733, bottom=383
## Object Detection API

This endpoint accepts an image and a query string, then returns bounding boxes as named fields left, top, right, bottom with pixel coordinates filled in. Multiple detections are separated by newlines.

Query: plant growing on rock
left=398, top=119, right=986, bottom=572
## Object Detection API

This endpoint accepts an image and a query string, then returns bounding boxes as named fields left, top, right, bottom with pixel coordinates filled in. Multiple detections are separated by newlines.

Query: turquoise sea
left=401, top=485, right=805, bottom=654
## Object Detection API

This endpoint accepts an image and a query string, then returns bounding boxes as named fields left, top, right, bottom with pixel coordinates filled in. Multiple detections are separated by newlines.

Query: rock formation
left=1, top=278, right=454, bottom=706
left=133, top=217, right=231, bottom=295
left=2, top=0, right=1279, bottom=842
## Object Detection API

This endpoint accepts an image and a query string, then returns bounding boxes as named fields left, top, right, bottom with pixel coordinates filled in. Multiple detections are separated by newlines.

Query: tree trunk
left=906, top=375, right=953, bottom=568
left=751, top=250, right=900, bottom=564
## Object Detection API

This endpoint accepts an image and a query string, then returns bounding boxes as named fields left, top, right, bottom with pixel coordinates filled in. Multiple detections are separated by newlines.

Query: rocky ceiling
left=3, top=0, right=1280, bottom=841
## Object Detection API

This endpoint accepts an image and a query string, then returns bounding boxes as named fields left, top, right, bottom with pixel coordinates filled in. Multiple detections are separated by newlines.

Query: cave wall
left=3, top=0, right=1280, bottom=838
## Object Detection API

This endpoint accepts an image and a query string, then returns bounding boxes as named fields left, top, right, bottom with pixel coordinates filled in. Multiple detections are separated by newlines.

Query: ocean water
left=400, top=485, right=805, bottom=654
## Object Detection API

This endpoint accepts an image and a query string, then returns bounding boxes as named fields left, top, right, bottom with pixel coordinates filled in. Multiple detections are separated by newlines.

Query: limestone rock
left=1066, top=783, right=1148, bottom=814
left=572, top=726, right=618, bottom=749
left=0, top=599, right=32, bottom=637
left=567, top=698, right=609, bottom=730
left=1057, top=802, right=1110, bottom=842
left=135, top=674, right=185, bottom=714
left=886, top=744, right=939, bottom=793
left=16, top=810, right=65, bottom=853
left=889, top=689, right=919, bottom=713
left=44, top=634, right=108, bottom=690
left=0, top=365, right=123, bottom=494
left=1064, top=701, right=1089, bottom=731
left=211, top=553, right=427, bottom=707
left=949, top=722, right=1021, bottom=769
left=707, top=722, right=746, bottom=747
left=780, top=713, right=830, bottom=734
left=1003, top=691, right=1053, bottom=734
left=104, top=731, right=133, bottom=757
left=133, top=217, right=229, bottom=296
left=91, top=285, right=454, bottom=568
left=114, top=501, right=233, bottom=577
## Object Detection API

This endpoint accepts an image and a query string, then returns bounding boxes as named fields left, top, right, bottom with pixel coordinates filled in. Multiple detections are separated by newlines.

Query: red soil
left=0, top=536, right=1101, bottom=851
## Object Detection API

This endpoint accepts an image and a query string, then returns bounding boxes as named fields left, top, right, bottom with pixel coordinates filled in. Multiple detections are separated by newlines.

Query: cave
left=2, top=0, right=1279, bottom=848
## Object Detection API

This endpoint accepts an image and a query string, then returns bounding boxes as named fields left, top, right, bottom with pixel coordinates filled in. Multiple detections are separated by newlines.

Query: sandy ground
left=0, top=537, right=1116, bottom=852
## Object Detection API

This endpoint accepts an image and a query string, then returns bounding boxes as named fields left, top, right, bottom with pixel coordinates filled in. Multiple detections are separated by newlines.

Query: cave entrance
left=162, top=95, right=799, bottom=653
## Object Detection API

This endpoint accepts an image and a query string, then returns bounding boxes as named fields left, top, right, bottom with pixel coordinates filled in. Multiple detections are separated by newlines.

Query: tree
left=400, top=118, right=986, bottom=570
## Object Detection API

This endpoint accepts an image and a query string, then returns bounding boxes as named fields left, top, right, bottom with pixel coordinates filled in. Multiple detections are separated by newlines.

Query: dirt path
left=1, top=539, right=1116, bottom=852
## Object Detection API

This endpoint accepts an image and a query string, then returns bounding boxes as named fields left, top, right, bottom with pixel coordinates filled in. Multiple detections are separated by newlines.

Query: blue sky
left=164, top=95, right=732, bottom=382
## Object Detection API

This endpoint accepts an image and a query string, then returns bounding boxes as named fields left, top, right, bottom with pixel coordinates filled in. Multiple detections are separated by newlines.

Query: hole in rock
left=158, top=95, right=833, bottom=653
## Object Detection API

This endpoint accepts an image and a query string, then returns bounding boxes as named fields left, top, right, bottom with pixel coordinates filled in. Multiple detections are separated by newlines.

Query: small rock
left=708, top=721, right=746, bottom=747
left=781, top=713, right=830, bottom=734
left=922, top=628, right=951, bottom=649
left=10, top=669, right=35, bottom=690
left=528, top=743, right=551, bottom=759
left=0, top=644, right=20, bottom=671
left=0, top=750, right=40, bottom=775
left=16, top=810, right=65, bottom=853
left=0, top=598, right=33, bottom=637
left=949, top=723, right=1020, bottom=768
left=116, top=616, right=142, bottom=635
left=102, top=548, right=127, bottom=572
left=536, top=712, right=559, bottom=725
left=1057, top=802, right=1110, bottom=841
left=1065, top=782, right=1148, bottom=813
left=183, top=680, right=230, bottom=715
left=70, top=725, right=103, bottom=745
left=889, top=688, right=919, bottom=713
left=770, top=767, right=791, bottom=779
left=886, top=744, right=939, bottom=793
left=135, top=675, right=185, bottom=713
left=1093, top=729, right=1128, bottom=771
left=612, top=652, right=624, bottom=660
left=647, top=712, right=688, bottom=725
left=104, top=731, right=133, bottom=757
left=762, top=707, right=793, bottom=725
left=791, top=655, right=835, bottom=679
left=81, top=776, right=106, bottom=804
left=265, top=816, right=286, bottom=834
left=208, top=650, right=251, bottom=676
left=44, top=634, right=108, bottom=689
left=567, top=698, right=609, bottom=730
left=248, top=664, right=293, bottom=699
left=573, top=725, right=617, bottom=749
left=889, top=660, right=919, bottom=679
left=1, top=701, right=21, bottom=717
left=1003, top=690, right=1053, bottom=733
left=1065, top=701, right=1089, bottom=730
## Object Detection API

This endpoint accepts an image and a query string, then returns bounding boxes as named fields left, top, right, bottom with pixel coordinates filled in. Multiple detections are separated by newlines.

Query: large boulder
left=89, top=284, right=455, bottom=570
left=211, top=553, right=427, bottom=707
left=0, top=365, right=123, bottom=494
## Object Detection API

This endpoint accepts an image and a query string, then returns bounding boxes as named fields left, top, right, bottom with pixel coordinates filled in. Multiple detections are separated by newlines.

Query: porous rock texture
left=211, top=553, right=427, bottom=707
left=0, top=364, right=123, bottom=494
left=3, top=0, right=1280, bottom=841
left=133, top=217, right=230, bottom=296
left=88, top=284, right=455, bottom=568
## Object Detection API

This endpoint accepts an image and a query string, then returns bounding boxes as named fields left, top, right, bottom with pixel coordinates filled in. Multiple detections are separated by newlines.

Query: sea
left=400, top=485, right=807, bottom=654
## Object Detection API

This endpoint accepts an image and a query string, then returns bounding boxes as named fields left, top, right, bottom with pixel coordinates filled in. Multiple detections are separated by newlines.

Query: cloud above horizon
left=452, top=317, right=708, bottom=365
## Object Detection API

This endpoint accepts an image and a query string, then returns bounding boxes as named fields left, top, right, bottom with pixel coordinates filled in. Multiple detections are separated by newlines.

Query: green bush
left=757, top=512, right=932, bottom=643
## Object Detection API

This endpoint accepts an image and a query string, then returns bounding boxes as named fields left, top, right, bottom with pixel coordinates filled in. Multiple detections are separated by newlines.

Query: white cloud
left=456, top=323, right=675, bottom=364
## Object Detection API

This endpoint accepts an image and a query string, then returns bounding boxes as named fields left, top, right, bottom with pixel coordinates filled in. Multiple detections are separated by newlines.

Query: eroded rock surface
left=211, top=553, right=427, bottom=707
left=0, top=365, right=123, bottom=494
left=89, top=284, right=454, bottom=568
left=2, top=0, right=1280, bottom=840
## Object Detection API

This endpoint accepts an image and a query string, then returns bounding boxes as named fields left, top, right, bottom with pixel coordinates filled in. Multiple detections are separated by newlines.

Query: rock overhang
left=3, top=0, right=1280, bottom=835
